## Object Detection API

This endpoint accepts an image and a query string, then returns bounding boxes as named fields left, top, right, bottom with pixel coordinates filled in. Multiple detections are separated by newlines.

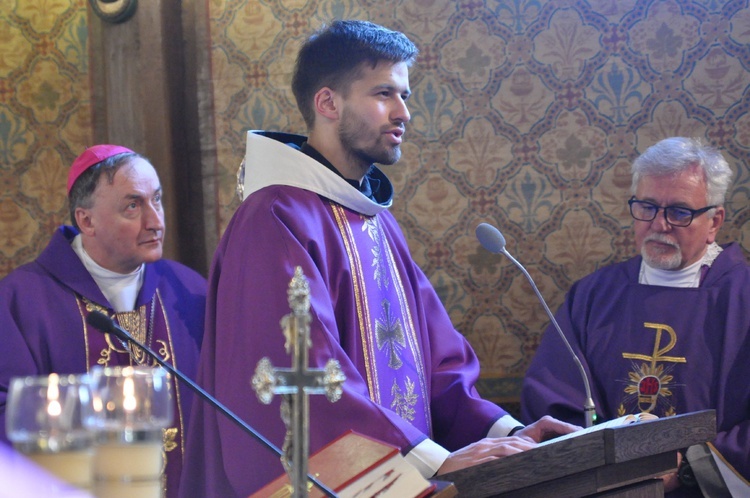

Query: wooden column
left=88, top=0, right=211, bottom=275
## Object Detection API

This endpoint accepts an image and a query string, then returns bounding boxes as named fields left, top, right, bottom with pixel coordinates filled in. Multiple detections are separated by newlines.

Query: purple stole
left=331, top=204, right=432, bottom=435
left=594, top=282, right=715, bottom=418
left=77, top=290, right=185, bottom=497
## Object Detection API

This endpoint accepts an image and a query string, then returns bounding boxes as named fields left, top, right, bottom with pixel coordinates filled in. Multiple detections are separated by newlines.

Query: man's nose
left=144, top=203, right=165, bottom=231
left=392, top=97, right=410, bottom=123
left=650, top=210, right=672, bottom=231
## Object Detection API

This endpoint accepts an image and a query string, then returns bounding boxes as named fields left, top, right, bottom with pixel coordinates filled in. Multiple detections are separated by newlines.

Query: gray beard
left=641, top=234, right=682, bottom=270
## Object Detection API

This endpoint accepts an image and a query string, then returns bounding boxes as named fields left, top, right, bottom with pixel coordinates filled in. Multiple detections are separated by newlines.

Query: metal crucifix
left=252, top=266, right=346, bottom=498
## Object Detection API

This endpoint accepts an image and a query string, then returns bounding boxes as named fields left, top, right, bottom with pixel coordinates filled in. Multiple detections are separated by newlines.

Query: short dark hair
left=291, top=20, right=418, bottom=129
left=68, top=152, right=144, bottom=230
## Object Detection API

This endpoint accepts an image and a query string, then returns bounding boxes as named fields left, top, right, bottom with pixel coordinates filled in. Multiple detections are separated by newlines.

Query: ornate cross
left=252, top=266, right=346, bottom=497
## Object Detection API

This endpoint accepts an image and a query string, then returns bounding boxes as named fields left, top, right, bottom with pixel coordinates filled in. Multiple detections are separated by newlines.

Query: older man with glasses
left=521, top=137, right=749, bottom=497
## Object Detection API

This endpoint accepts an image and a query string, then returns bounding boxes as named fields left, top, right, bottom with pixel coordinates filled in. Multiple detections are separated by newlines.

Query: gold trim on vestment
left=331, top=203, right=380, bottom=401
left=77, top=298, right=91, bottom=371
left=330, top=204, right=429, bottom=431
left=157, top=288, right=186, bottom=464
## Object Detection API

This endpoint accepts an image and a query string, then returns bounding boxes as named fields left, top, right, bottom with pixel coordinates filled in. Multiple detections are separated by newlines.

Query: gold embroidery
left=621, top=322, right=686, bottom=414
left=364, top=217, right=388, bottom=289
left=623, top=363, right=674, bottom=413
left=116, top=303, right=155, bottom=365
left=160, top=427, right=178, bottom=498
left=391, top=377, right=417, bottom=422
left=155, top=339, right=171, bottom=363
left=362, top=216, right=378, bottom=241
left=80, top=298, right=123, bottom=367
left=622, top=323, right=687, bottom=365
left=376, top=300, right=405, bottom=370
left=83, top=297, right=159, bottom=367
left=117, top=308, right=147, bottom=343
left=372, top=242, right=387, bottom=289
left=99, top=330, right=128, bottom=366
left=156, top=288, right=185, bottom=465
left=381, top=221, right=431, bottom=431
left=163, top=427, right=178, bottom=453
left=98, top=348, right=112, bottom=366
left=333, top=203, right=431, bottom=432
left=83, top=300, right=108, bottom=315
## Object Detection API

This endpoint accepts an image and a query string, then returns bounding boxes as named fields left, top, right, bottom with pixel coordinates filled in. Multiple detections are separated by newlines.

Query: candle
left=93, top=441, right=163, bottom=479
left=25, top=448, right=94, bottom=489
left=93, top=441, right=163, bottom=498
left=94, top=478, right=162, bottom=498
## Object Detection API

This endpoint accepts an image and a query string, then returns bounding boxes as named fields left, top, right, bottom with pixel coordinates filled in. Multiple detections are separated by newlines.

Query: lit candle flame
left=123, top=377, right=137, bottom=412
left=46, top=374, right=62, bottom=417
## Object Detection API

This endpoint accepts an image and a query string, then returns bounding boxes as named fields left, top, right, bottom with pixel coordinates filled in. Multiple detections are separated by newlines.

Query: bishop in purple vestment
left=0, top=146, right=206, bottom=498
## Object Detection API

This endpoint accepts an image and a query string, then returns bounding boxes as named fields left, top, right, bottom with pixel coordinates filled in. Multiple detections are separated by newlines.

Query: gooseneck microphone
left=476, top=223, right=597, bottom=428
left=86, top=310, right=336, bottom=497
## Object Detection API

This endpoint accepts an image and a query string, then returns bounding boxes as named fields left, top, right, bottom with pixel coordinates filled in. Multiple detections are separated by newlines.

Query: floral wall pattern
left=206, top=0, right=750, bottom=405
left=2, top=0, right=748, bottom=409
left=0, top=0, right=91, bottom=276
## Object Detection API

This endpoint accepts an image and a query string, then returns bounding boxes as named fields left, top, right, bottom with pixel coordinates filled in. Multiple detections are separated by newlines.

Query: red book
left=249, top=430, right=436, bottom=498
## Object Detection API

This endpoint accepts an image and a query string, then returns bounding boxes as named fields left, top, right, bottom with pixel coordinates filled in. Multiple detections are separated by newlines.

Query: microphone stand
left=498, top=246, right=597, bottom=428
left=476, top=223, right=597, bottom=428
left=86, top=310, right=337, bottom=497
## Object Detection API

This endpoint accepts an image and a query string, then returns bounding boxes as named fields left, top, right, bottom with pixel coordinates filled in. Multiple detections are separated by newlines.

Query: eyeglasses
left=628, top=197, right=716, bottom=227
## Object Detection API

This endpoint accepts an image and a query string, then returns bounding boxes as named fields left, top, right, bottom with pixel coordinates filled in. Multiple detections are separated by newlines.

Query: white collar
left=240, top=131, right=391, bottom=216
left=71, top=234, right=144, bottom=312
left=639, top=242, right=722, bottom=288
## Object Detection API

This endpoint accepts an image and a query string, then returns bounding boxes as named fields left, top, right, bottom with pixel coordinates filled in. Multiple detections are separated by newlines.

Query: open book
left=249, top=430, right=436, bottom=498
left=538, top=412, right=659, bottom=446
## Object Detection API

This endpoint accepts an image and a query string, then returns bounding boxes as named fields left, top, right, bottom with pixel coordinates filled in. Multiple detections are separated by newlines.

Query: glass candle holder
left=5, top=373, right=96, bottom=491
left=88, top=366, right=173, bottom=498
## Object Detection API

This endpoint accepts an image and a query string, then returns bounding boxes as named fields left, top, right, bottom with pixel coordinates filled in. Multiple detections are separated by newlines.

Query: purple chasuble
left=180, top=132, right=508, bottom=497
left=0, top=226, right=206, bottom=498
left=521, top=244, right=750, bottom=496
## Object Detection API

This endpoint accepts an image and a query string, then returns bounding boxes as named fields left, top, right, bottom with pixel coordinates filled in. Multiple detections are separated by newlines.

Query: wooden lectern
left=440, top=410, right=716, bottom=498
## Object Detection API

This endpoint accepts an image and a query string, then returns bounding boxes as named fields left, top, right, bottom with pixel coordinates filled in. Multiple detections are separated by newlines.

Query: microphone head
left=86, top=310, right=131, bottom=343
left=476, top=223, right=506, bottom=254
left=86, top=310, right=115, bottom=333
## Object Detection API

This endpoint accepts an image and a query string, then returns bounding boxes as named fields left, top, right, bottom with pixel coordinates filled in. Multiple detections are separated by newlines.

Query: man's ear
left=75, top=207, right=95, bottom=236
left=706, top=206, right=725, bottom=244
left=313, top=87, right=339, bottom=121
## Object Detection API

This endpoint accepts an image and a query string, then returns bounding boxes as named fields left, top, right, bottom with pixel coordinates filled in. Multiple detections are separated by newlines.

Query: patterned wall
left=3, top=1, right=748, bottom=407
left=0, top=0, right=91, bottom=277
left=206, top=0, right=750, bottom=404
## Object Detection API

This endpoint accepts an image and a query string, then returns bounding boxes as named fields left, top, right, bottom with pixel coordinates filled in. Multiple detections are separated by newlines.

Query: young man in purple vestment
left=522, top=137, right=750, bottom=497
left=0, top=145, right=207, bottom=498
left=181, top=19, right=578, bottom=497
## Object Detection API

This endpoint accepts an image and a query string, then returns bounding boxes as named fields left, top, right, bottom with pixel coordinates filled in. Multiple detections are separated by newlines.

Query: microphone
left=476, top=223, right=597, bottom=428
left=86, top=310, right=337, bottom=497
